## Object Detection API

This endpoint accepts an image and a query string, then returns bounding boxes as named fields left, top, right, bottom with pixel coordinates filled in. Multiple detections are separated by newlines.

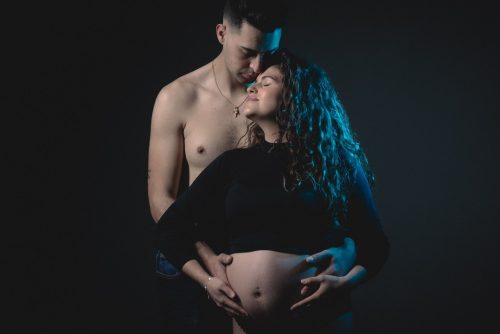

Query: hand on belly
left=226, top=250, right=319, bottom=320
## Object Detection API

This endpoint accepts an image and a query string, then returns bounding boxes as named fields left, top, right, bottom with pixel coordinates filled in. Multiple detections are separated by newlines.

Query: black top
left=156, top=141, right=389, bottom=278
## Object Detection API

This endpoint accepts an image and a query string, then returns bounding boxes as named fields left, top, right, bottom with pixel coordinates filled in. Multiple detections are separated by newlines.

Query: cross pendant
left=233, top=106, right=240, bottom=117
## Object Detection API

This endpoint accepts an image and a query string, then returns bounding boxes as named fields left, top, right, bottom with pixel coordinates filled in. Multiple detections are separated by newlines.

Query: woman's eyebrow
left=259, top=75, right=279, bottom=82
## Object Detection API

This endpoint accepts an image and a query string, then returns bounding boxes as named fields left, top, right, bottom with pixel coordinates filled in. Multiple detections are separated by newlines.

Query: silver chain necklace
left=212, top=61, right=248, bottom=117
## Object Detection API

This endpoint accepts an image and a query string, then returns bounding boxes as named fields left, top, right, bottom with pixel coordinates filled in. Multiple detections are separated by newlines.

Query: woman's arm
left=345, top=161, right=390, bottom=280
left=304, top=237, right=356, bottom=277
left=155, top=151, right=230, bottom=270
left=291, top=161, right=389, bottom=311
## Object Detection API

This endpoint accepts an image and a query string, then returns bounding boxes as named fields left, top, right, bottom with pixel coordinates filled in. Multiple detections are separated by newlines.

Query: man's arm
left=148, top=82, right=229, bottom=267
left=148, top=83, right=187, bottom=222
left=195, top=241, right=234, bottom=283
left=148, top=82, right=242, bottom=314
left=155, top=149, right=248, bottom=316
left=180, top=259, right=248, bottom=317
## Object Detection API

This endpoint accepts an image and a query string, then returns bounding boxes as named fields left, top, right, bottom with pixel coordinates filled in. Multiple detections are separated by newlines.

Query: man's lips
left=243, top=73, right=257, bottom=81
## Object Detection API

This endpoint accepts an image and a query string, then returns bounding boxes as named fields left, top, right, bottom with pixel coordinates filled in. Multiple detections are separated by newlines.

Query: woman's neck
left=258, top=121, right=284, bottom=143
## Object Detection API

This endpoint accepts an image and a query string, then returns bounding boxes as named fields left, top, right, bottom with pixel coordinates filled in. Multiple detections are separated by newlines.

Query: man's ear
left=216, top=23, right=226, bottom=45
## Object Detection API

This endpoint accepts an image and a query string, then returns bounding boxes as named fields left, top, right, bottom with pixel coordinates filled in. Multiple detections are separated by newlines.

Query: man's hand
left=204, top=254, right=249, bottom=318
left=207, top=253, right=233, bottom=284
left=204, top=276, right=249, bottom=318
left=299, top=237, right=356, bottom=296
left=195, top=242, right=246, bottom=316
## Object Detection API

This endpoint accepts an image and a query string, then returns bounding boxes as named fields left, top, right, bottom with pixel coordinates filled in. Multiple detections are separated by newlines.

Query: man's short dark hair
left=223, top=0, right=288, bottom=32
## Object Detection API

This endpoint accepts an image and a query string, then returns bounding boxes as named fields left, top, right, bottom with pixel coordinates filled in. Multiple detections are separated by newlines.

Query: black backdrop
left=14, top=1, right=500, bottom=333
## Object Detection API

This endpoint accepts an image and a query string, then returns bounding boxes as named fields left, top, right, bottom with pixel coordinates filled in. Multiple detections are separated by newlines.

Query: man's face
left=223, top=20, right=281, bottom=84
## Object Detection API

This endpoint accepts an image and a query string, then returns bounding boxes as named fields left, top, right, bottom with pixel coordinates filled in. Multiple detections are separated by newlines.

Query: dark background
left=14, top=1, right=500, bottom=333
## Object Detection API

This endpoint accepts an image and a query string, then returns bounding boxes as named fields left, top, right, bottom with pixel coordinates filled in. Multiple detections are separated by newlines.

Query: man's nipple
left=196, top=146, right=205, bottom=154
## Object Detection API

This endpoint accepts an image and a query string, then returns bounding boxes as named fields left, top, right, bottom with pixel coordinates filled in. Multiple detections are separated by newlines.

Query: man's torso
left=174, top=62, right=251, bottom=183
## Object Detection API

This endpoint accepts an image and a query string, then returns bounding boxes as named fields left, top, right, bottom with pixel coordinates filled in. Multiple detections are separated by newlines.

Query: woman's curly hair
left=240, top=49, right=375, bottom=223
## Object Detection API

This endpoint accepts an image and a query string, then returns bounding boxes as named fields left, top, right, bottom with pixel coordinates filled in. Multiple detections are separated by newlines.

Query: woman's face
left=241, top=65, right=284, bottom=121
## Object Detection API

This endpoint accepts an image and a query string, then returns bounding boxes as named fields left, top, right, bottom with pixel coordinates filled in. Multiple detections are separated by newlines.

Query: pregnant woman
left=157, top=49, right=389, bottom=333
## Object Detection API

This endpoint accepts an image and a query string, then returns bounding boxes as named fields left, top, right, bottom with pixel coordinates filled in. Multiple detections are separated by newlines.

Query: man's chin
left=240, top=74, right=257, bottom=84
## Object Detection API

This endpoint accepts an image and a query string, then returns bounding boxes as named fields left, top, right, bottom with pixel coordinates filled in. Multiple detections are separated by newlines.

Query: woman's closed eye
left=249, top=80, right=271, bottom=88
left=260, top=78, right=273, bottom=86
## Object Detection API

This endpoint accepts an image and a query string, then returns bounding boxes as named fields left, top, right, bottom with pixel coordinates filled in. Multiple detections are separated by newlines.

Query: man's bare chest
left=183, top=108, right=248, bottom=173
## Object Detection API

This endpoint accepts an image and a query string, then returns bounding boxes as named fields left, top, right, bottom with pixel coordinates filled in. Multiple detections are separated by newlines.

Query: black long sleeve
left=156, top=151, right=230, bottom=270
left=156, top=142, right=389, bottom=276
left=344, top=162, right=390, bottom=279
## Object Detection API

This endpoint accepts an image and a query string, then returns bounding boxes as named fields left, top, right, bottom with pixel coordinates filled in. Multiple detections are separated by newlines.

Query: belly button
left=252, top=288, right=262, bottom=298
left=197, top=146, right=205, bottom=154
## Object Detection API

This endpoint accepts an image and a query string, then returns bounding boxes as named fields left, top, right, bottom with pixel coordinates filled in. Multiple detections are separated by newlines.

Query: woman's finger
left=290, top=289, right=321, bottom=311
left=306, top=250, right=332, bottom=264
left=289, top=292, right=319, bottom=311
left=300, top=275, right=324, bottom=285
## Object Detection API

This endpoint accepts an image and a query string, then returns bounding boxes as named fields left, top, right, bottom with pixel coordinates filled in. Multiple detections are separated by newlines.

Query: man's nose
left=250, top=55, right=262, bottom=74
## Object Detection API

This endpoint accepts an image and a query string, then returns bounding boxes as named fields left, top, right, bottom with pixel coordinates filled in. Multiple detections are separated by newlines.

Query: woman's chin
left=241, top=110, right=256, bottom=119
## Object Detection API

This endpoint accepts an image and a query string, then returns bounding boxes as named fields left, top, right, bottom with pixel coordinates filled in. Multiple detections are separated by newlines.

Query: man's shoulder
left=156, top=76, right=196, bottom=106
left=158, top=63, right=212, bottom=103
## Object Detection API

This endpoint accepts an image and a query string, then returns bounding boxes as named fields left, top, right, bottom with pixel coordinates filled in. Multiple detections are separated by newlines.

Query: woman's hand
left=305, top=238, right=356, bottom=277
left=289, top=275, right=348, bottom=311
left=290, top=264, right=367, bottom=311
left=205, top=276, right=249, bottom=318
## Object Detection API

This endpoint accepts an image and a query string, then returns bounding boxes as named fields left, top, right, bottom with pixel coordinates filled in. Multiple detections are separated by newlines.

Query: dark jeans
left=154, top=250, right=231, bottom=334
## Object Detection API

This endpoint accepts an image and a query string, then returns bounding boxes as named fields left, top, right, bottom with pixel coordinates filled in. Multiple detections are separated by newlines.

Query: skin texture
left=226, top=251, right=316, bottom=319
left=241, top=65, right=283, bottom=139
left=148, top=19, right=280, bottom=222
left=219, top=67, right=369, bottom=332
left=148, top=19, right=285, bottom=317
left=176, top=66, right=365, bottom=333
left=227, top=251, right=354, bottom=334
left=148, top=18, right=358, bottom=325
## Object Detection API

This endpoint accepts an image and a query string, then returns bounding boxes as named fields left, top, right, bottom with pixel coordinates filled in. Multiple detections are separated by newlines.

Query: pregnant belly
left=226, top=250, right=318, bottom=322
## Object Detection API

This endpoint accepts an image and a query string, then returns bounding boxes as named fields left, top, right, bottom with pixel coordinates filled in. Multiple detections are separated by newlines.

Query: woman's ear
left=216, top=23, right=226, bottom=45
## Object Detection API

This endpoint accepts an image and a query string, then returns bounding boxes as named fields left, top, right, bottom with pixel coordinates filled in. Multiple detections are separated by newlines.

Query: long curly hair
left=240, top=50, right=375, bottom=222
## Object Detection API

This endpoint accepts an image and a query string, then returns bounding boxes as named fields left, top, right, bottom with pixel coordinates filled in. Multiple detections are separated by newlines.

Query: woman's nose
left=247, top=83, right=257, bottom=94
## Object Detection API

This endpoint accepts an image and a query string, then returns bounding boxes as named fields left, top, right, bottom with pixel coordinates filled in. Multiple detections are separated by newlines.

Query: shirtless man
left=147, top=1, right=356, bottom=332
